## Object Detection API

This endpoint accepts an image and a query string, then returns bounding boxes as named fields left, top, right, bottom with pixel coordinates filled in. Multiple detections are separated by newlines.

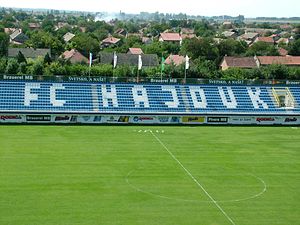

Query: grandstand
left=0, top=78, right=299, bottom=124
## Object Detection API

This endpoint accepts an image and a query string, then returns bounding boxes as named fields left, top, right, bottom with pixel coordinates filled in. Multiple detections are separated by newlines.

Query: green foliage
left=44, top=53, right=52, bottom=65
left=217, top=39, right=247, bottom=57
left=221, top=67, right=247, bottom=80
left=0, top=32, right=9, bottom=57
left=246, top=42, right=279, bottom=56
left=0, top=57, right=7, bottom=73
left=44, top=62, right=67, bottom=75
left=90, top=64, right=113, bottom=77
left=71, top=33, right=100, bottom=57
left=181, top=37, right=219, bottom=61
left=5, top=58, right=19, bottom=74
left=18, top=62, right=27, bottom=75
left=16, top=51, right=27, bottom=64
left=288, top=39, right=300, bottom=56
left=28, top=58, right=44, bottom=75
left=261, top=64, right=290, bottom=80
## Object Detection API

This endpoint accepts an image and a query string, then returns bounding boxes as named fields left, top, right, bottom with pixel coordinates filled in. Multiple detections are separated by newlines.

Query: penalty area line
left=150, top=131, right=236, bottom=225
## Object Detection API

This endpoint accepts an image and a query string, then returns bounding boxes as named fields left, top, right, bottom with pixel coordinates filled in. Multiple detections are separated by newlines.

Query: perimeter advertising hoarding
left=182, top=116, right=205, bottom=124
left=0, top=114, right=300, bottom=125
left=0, top=115, right=24, bottom=123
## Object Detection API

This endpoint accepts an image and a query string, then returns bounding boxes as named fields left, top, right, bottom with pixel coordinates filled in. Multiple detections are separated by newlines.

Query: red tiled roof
left=278, top=48, right=288, bottom=56
left=101, top=37, right=120, bottom=44
left=160, top=33, right=181, bottom=41
left=256, top=36, right=274, bottom=43
left=128, top=48, right=144, bottom=55
left=165, top=55, right=185, bottom=66
left=257, top=56, right=300, bottom=65
left=61, top=49, right=88, bottom=63
left=222, top=56, right=257, bottom=68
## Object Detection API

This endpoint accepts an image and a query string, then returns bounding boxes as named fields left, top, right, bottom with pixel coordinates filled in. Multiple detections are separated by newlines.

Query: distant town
left=0, top=7, right=300, bottom=81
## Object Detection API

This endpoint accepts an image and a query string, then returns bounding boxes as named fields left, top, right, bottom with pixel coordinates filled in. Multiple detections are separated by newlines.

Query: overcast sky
left=1, top=0, right=299, bottom=17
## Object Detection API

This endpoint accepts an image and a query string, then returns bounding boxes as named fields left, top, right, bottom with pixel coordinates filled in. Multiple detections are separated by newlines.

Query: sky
left=0, top=0, right=299, bottom=18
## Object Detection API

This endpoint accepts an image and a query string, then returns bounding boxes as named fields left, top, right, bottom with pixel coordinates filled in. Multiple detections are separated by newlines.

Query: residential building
left=165, top=55, right=186, bottom=66
left=8, top=48, right=51, bottom=58
left=127, top=48, right=144, bottom=55
left=9, top=29, right=29, bottom=45
left=98, top=52, right=159, bottom=67
left=61, top=49, right=88, bottom=64
left=159, top=33, right=182, bottom=43
left=101, top=36, right=121, bottom=48
left=63, top=32, right=75, bottom=42
left=220, top=56, right=258, bottom=70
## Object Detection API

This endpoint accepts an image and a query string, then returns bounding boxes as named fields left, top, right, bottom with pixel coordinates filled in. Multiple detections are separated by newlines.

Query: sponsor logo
left=231, top=117, right=253, bottom=122
left=256, top=117, right=275, bottom=122
left=70, top=116, right=77, bottom=122
left=118, top=116, right=129, bottom=123
left=207, top=117, right=228, bottom=123
left=55, top=116, right=70, bottom=121
left=285, top=117, right=297, bottom=122
left=0, top=115, right=22, bottom=120
left=26, top=115, right=51, bottom=122
left=182, top=116, right=205, bottom=123
left=170, top=117, right=180, bottom=123
left=82, top=116, right=91, bottom=121
left=158, top=117, right=169, bottom=123
left=93, top=116, right=102, bottom=122
left=107, top=116, right=119, bottom=122
left=133, top=116, right=154, bottom=122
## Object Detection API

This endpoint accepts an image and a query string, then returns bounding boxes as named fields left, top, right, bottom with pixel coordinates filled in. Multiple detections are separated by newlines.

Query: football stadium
left=0, top=75, right=299, bottom=225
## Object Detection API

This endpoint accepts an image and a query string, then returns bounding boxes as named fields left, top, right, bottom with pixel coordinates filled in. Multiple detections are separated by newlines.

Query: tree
left=5, top=58, right=19, bottom=74
left=16, top=51, right=27, bottom=64
left=246, top=42, right=279, bottom=56
left=217, top=39, right=247, bottom=57
left=71, top=33, right=100, bottom=57
left=288, top=39, right=300, bottom=56
left=0, top=32, right=9, bottom=57
left=44, top=53, right=52, bottom=65
left=181, top=37, right=219, bottom=61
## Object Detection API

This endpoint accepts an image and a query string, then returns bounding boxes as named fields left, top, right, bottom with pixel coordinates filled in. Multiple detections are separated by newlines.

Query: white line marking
left=126, top=168, right=267, bottom=203
left=150, top=132, right=236, bottom=225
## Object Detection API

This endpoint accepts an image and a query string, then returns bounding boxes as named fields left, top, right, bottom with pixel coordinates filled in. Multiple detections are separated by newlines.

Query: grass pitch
left=0, top=125, right=299, bottom=225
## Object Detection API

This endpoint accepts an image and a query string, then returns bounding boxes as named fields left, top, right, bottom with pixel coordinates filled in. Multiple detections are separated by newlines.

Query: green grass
left=0, top=125, right=299, bottom=225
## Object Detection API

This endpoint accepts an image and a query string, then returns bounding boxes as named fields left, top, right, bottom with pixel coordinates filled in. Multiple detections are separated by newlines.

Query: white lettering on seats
left=50, top=84, right=66, bottom=107
left=132, top=85, right=149, bottom=108
left=162, top=86, right=179, bottom=108
left=218, top=87, right=237, bottom=109
left=247, top=87, right=268, bottom=109
left=189, top=86, right=207, bottom=108
left=101, top=85, right=118, bottom=107
left=24, top=83, right=40, bottom=106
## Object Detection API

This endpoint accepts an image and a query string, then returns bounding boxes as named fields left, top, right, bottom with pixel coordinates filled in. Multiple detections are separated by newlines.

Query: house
left=222, top=31, right=237, bottom=39
left=253, top=36, right=275, bottom=45
left=245, top=28, right=277, bottom=36
left=127, top=48, right=144, bottom=55
left=115, top=28, right=127, bottom=37
left=276, top=38, right=290, bottom=45
left=159, top=33, right=182, bottom=43
left=181, top=28, right=195, bottom=34
left=4, top=28, right=18, bottom=34
left=9, top=29, right=29, bottom=45
left=63, top=32, right=75, bottom=42
left=220, top=56, right=258, bottom=70
left=278, top=48, right=289, bottom=56
left=181, top=34, right=196, bottom=40
left=98, top=52, right=159, bottom=67
left=256, top=56, right=300, bottom=67
left=28, top=23, right=41, bottom=30
left=101, top=36, right=121, bottom=48
left=54, top=22, right=70, bottom=31
left=165, top=55, right=186, bottom=66
left=222, top=21, right=233, bottom=29
left=61, top=49, right=88, bottom=64
left=142, top=37, right=152, bottom=45
left=8, top=48, right=51, bottom=58
left=240, top=32, right=259, bottom=41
